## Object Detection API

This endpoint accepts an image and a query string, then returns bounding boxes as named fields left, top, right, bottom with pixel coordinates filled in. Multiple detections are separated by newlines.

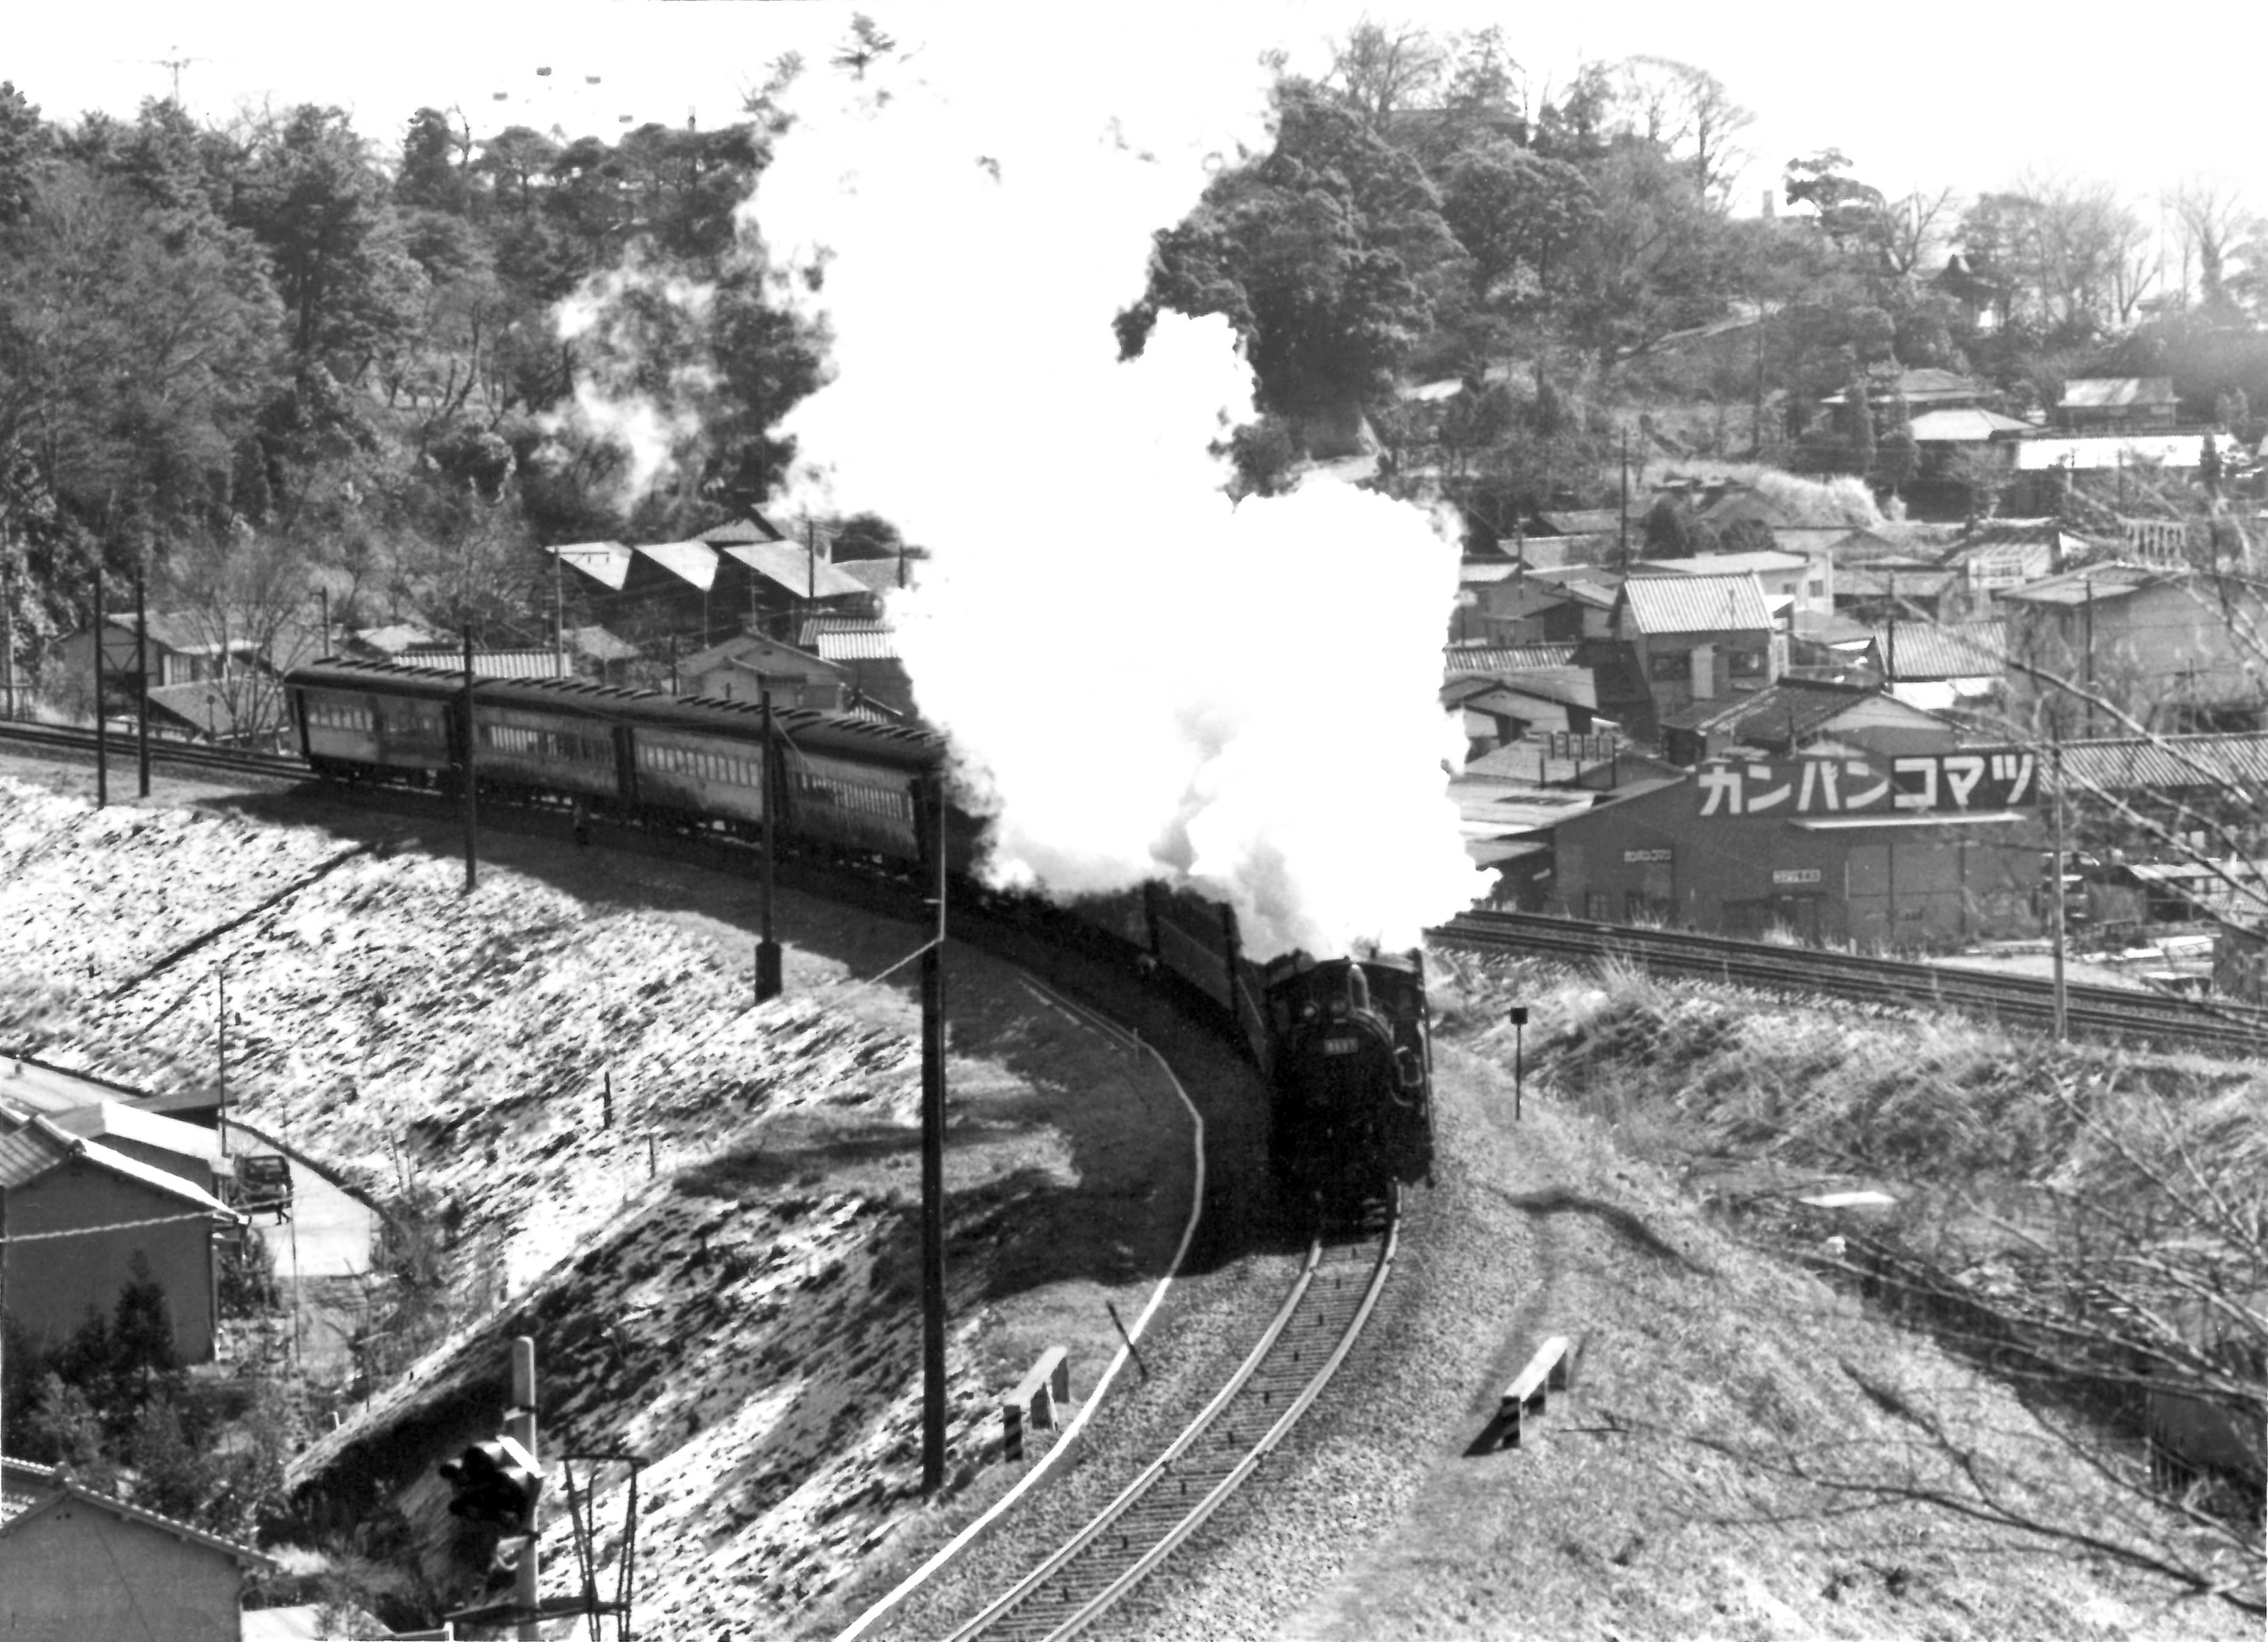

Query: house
left=1835, top=565, right=1960, bottom=623
left=1872, top=618, right=2007, bottom=713
left=53, top=612, right=320, bottom=731
left=2057, top=377, right=2178, bottom=432
left=45, top=1102, right=232, bottom=1200
left=1820, top=367, right=1996, bottom=419
left=676, top=633, right=846, bottom=710
left=1907, top=406, right=2031, bottom=447
left=1659, top=676, right=1958, bottom=768
left=0, top=1457, right=271, bottom=1642
left=0, top=1108, right=242, bottom=1363
left=1541, top=752, right=2046, bottom=947
left=710, top=537, right=877, bottom=639
left=1632, top=549, right=1833, bottom=620
left=1611, top=572, right=1781, bottom=740
left=1454, top=564, right=1615, bottom=644
left=1943, top=518, right=2072, bottom=597
left=800, top=618, right=916, bottom=719
left=1442, top=672, right=1606, bottom=756
left=1998, top=565, right=2268, bottom=733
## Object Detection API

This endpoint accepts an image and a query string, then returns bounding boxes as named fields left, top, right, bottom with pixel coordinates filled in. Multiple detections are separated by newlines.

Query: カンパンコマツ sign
left=1695, top=750, right=2039, bottom=819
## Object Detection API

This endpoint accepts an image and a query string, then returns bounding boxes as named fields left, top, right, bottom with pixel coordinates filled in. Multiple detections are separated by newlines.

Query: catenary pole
left=920, top=771, right=948, bottom=1493
left=511, top=1335, right=539, bottom=1642
left=2050, top=725, right=2069, bottom=1041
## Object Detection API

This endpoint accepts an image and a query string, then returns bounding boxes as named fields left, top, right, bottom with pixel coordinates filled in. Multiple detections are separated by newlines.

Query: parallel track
left=1435, top=908, right=2268, bottom=1055
left=0, top=719, right=304, bottom=783
left=941, top=1198, right=1399, bottom=1642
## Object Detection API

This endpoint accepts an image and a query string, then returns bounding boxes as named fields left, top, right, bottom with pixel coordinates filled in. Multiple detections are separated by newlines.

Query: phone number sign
left=1697, top=750, right=2039, bottom=818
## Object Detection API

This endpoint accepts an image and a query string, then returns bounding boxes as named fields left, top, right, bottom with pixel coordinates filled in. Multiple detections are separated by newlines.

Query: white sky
left=6, top=2, right=2250, bottom=223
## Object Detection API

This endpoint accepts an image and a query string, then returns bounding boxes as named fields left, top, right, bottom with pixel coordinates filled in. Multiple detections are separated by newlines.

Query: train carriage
left=292, top=662, right=459, bottom=781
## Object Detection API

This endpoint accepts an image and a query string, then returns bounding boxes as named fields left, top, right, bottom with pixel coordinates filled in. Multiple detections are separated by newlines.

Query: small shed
left=0, top=1457, right=270, bottom=1642
left=676, top=633, right=846, bottom=710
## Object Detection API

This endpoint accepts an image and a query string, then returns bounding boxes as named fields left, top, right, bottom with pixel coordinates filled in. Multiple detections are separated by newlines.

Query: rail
left=0, top=719, right=306, bottom=783
left=940, top=1195, right=1398, bottom=1642
left=1434, top=909, right=2268, bottom=1055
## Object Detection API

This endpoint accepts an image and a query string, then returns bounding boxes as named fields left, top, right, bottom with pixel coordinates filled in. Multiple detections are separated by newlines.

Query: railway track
left=939, top=1197, right=1399, bottom=1642
left=1435, top=908, right=2268, bottom=1056
left=0, top=719, right=305, bottom=783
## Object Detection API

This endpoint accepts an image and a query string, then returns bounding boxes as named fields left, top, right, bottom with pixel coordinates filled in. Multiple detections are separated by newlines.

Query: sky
left=3, top=1, right=2251, bottom=220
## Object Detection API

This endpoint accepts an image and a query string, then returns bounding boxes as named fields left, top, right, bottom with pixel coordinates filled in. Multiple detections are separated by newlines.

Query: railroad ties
left=944, top=1199, right=1399, bottom=1642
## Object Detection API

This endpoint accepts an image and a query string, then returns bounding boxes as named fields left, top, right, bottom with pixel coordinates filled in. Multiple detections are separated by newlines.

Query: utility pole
left=462, top=628, right=479, bottom=894
left=1886, top=571, right=1897, bottom=682
left=510, top=1336, right=540, bottom=1642
left=1618, top=427, right=1631, bottom=569
left=318, top=586, right=330, bottom=659
left=134, top=570, right=150, bottom=798
left=216, top=964, right=229, bottom=1155
left=93, top=568, right=107, bottom=809
left=920, top=772, right=948, bottom=1493
left=2049, top=722, right=2069, bottom=1042
left=2, top=553, right=15, bottom=722
left=756, top=690, right=781, bottom=1001
left=553, top=551, right=565, bottom=678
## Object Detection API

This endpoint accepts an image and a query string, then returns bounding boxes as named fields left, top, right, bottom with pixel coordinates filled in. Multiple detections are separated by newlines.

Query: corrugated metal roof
left=2055, top=731, right=2268, bottom=793
left=0, top=1118, right=65, bottom=1189
left=350, top=623, right=445, bottom=654
left=1618, top=572, right=1772, bottom=635
left=833, top=558, right=913, bottom=595
left=1443, top=644, right=1581, bottom=673
left=635, top=540, right=721, bottom=592
left=801, top=619, right=901, bottom=661
left=721, top=540, right=872, bottom=601
left=1908, top=407, right=2032, bottom=441
left=2059, top=376, right=2177, bottom=409
left=1872, top=620, right=2006, bottom=679
left=548, top=541, right=634, bottom=592
left=698, top=515, right=787, bottom=547
left=1839, top=568, right=1960, bottom=598
left=676, top=634, right=837, bottom=676
left=1992, top=563, right=2160, bottom=607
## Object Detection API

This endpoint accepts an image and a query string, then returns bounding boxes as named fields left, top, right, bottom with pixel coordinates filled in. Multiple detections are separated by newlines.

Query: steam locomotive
left=282, top=660, right=1434, bottom=1205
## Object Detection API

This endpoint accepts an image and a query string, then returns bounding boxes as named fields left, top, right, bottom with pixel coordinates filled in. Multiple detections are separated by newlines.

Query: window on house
left=1808, top=579, right=1825, bottom=598
left=1648, top=650, right=1689, bottom=681
left=1728, top=649, right=1767, bottom=678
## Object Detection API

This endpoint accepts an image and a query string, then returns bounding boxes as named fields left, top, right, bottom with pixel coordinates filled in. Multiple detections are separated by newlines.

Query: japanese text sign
left=1695, top=750, right=2039, bottom=819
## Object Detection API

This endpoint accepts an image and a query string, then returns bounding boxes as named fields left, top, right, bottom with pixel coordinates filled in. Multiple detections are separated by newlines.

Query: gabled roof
left=1820, top=367, right=1989, bottom=406
left=1872, top=619, right=2006, bottom=679
left=1634, top=550, right=1811, bottom=579
left=720, top=540, right=872, bottom=601
left=1617, top=572, right=1773, bottom=636
left=563, top=625, right=640, bottom=663
left=800, top=618, right=901, bottom=661
left=698, top=514, right=789, bottom=547
left=0, top=1457, right=270, bottom=1568
left=832, top=559, right=914, bottom=597
left=546, top=540, right=634, bottom=592
left=0, top=1111, right=239, bottom=1215
left=144, top=681, right=282, bottom=740
left=2059, top=376, right=2177, bottom=409
left=1993, top=562, right=2162, bottom=607
left=676, top=633, right=843, bottom=679
left=1443, top=643, right=1582, bottom=674
left=46, top=1101, right=229, bottom=1166
left=1908, top=407, right=2031, bottom=441
left=1529, top=508, right=1623, bottom=536
left=1659, top=677, right=1926, bottom=740
left=2054, top=731, right=2268, bottom=792
left=348, top=623, right=445, bottom=655
left=635, top=540, right=721, bottom=593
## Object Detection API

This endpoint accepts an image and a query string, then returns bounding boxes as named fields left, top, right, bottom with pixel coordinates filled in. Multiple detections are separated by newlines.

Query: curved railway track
left=0, top=719, right=305, bottom=783
left=939, top=1198, right=1399, bottom=1642
left=1436, top=908, right=2268, bottom=1055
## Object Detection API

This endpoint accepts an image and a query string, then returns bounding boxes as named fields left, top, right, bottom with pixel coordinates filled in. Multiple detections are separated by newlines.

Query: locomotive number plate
left=1322, top=1036, right=1363, bottom=1056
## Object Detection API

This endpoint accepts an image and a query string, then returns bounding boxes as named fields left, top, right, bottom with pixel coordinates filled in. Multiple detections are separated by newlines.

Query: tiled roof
left=349, top=623, right=444, bottom=654
left=2059, top=376, right=2176, bottom=409
left=1872, top=620, right=2006, bottom=679
left=800, top=619, right=901, bottom=661
left=2055, top=731, right=2268, bottom=793
left=1443, top=644, right=1581, bottom=673
left=144, top=680, right=285, bottom=739
left=0, top=1456, right=270, bottom=1567
left=398, top=648, right=571, bottom=679
left=676, top=633, right=841, bottom=678
left=1618, top=572, right=1772, bottom=636
left=720, top=541, right=872, bottom=601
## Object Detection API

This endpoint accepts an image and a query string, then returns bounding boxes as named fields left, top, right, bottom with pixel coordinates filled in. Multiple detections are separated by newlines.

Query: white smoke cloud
left=548, top=263, right=720, bottom=509
left=750, top=15, right=1480, bottom=958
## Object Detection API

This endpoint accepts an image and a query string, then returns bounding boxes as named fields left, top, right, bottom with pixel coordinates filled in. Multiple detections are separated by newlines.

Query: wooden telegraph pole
left=510, top=1335, right=540, bottom=1642
left=756, top=690, right=782, bottom=1002
left=134, top=570, right=150, bottom=798
left=920, top=772, right=948, bottom=1493
left=462, top=629, right=479, bottom=893
left=93, top=568, right=107, bottom=809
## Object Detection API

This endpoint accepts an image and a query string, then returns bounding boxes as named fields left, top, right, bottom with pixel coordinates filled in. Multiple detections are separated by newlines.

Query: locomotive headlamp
left=1300, top=1002, right=1320, bottom=1022
left=1328, top=995, right=1349, bottom=1019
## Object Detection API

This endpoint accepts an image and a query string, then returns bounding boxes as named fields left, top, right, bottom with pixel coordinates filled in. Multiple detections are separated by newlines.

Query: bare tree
left=1325, top=18, right=1447, bottom=129
left=1617, top=57, right=1753, bottom=202
left=2168, top=180, right=2255, bottom=317
left=1879, top=186, right=1961, bottom=279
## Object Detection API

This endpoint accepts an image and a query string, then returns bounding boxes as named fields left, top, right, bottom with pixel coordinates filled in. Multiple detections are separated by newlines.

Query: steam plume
left=753, top=21, right=1479, bottom=958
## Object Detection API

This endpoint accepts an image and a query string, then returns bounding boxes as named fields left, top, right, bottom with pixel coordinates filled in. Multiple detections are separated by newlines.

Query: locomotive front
left=1264, top=952, right=1433, bottom=1210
